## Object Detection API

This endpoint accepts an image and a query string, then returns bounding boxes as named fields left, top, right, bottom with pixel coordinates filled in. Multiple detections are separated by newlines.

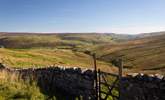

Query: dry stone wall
left=1, top=63, right=165, bottom=100
left=121, top=73, right=165, bottom=100
left=0, top=64, right=95, bottom=99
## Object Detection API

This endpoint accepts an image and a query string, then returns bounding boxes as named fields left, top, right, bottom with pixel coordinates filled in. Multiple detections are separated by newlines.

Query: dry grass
left=0, top=48, right=116, bottom=72
left=0, top=70, right=46, bottom=100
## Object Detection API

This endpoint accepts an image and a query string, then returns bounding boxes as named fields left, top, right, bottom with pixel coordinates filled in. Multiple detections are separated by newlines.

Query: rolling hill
left=95, top=33, right=165, bottom=74
left=0, top=32, right=118, bottom=72
left=0, top=33, right=115, bottom=52
left=0, top=32, right=137, bottom=48
left=0, top=32, right=165, bottom=74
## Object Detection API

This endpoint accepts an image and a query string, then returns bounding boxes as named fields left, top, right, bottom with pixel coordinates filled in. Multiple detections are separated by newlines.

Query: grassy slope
left=95, top=34, right=165, bottom=74
left=0, top=48, right=116, bottom=72
left=0, top=71, right=46, bottom=100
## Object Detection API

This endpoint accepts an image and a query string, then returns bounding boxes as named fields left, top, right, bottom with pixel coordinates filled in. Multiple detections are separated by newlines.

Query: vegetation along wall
left=0, top=64, right=95, bottom=99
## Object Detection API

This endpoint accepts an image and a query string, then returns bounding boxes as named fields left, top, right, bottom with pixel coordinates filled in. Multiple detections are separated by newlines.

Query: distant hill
left=0, top=33, right=113, bottom=49
left=136, top=31, right=165, bottom=38
left=95, top=32, right=165, bottom=74
left=0, top=32, right=136, bottom=53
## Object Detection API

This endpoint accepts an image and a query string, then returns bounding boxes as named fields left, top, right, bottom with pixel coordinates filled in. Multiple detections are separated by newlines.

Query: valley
left=0, top=32, right=165, bottom=74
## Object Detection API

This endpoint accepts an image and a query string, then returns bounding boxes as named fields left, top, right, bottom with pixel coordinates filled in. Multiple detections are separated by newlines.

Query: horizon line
left=0, top=31, right=165, bottom=35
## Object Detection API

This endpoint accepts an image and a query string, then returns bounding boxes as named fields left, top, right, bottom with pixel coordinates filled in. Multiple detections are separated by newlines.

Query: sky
left=0, top=0, right=165, bottom=34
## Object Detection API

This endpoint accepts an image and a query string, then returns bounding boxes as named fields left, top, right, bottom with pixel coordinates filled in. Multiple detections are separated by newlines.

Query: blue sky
left=0, top=0, right=165, bottom=34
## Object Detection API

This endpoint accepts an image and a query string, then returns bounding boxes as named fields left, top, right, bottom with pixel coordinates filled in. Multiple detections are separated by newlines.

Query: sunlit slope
left=96, top=34, right=165, bottom=70
left=0, top=48, right=115, bottom=72
left=0, top=33, right=114, bottom=49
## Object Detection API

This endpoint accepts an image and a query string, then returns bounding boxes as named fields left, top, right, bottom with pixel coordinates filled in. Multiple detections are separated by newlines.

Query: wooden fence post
left=98, top=69, right=101, bottom=100
left=118, top=58, right=123, bottom=100
left=93, top=53, right=98, bottom=100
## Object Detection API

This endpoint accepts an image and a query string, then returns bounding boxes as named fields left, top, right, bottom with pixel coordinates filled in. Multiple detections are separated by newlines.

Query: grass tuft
left=0, top=71, right=46, bottom=100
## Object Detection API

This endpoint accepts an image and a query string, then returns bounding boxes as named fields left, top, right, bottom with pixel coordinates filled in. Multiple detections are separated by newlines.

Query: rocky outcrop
left=121, top=73, right=165, bottom=100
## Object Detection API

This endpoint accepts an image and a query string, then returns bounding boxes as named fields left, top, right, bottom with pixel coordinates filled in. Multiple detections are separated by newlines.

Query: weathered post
left=98, top=69, right=101, bottom=100
left=93, top=53, right=97, bottom=73
left=118, top=58, right=123, bottom=100
left=93, top=53, right=98, bottom=100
